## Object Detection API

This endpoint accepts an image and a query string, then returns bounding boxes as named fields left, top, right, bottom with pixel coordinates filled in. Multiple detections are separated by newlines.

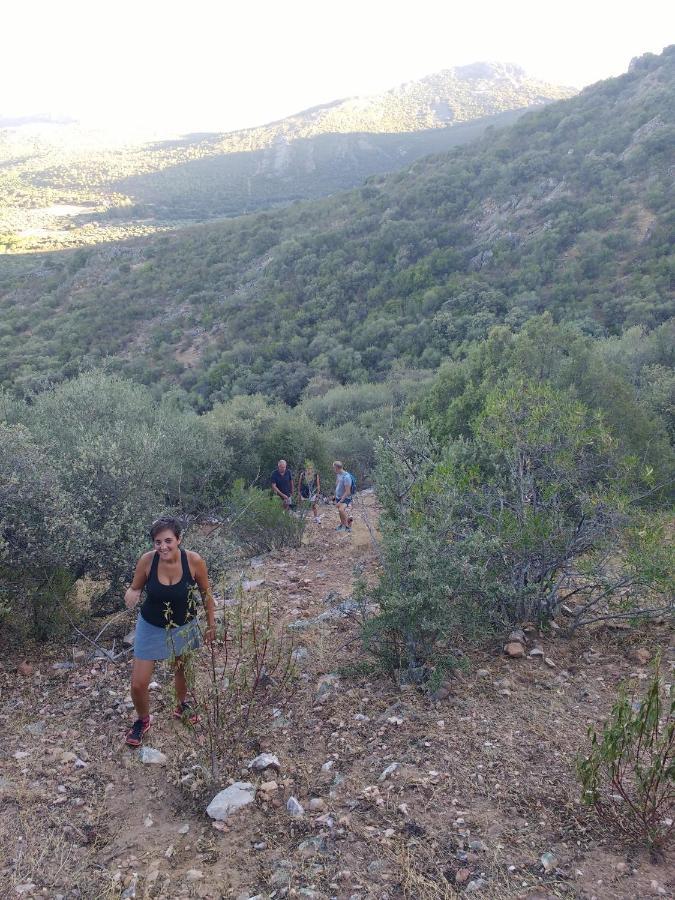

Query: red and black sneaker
left=173, top=701, right=200, bottom=725
left=125, top=716, right=151, bottom=746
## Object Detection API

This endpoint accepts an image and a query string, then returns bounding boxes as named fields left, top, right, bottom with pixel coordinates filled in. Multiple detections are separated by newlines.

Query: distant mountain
left=0, top=63, right=573, bottom=250
left=1, top=46, right=671, bottom=404
left=246, top=62, right=574, bottom=137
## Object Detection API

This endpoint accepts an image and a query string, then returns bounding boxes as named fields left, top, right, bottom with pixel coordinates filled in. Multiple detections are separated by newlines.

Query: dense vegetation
left=0, top=48, right=671, bottom=407
left=363, top=316, right=673, bottom=676
left=0, top=50, right=672, bottom=648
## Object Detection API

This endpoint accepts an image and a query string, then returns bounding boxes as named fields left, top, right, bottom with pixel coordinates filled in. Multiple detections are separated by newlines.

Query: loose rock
left=138, top=747, right=167, bottom=765
left=378, top=763, right=399, bottom=782
left=206, top=782, right=256, bottom=820
left=286, top=796, right=305, bottom=817
left=248, top=752, right=281, bottom=773
left=540, top=851, right=558, bottom=872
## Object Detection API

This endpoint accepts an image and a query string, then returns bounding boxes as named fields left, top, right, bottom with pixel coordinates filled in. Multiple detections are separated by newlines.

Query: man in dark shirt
left=271, top=459, right=294, bottom=509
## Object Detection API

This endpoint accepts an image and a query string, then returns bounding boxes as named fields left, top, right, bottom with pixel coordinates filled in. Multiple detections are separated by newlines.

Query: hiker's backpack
left=347, top=471, right=357, bottom=495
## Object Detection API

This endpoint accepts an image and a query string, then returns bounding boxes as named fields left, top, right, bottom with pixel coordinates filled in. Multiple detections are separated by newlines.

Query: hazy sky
left=5, top=0, right=673, bottom=134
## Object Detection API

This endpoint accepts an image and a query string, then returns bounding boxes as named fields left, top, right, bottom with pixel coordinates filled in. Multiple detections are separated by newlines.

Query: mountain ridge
left=0, top=62, right=574, bottom=250
left=0, top=47, right=671, bottom=405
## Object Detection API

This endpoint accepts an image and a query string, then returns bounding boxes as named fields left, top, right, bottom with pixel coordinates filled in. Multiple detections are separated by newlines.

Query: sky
left=4, top=0, right=673, bottom=135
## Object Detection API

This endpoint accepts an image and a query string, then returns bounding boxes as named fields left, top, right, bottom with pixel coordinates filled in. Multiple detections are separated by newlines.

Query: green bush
left=227, top=481, right=306, bottom=555
left=577, top=658, right=674, bottom=856
left=0, top=422, right=84, bottom=636
left=362, top=377, right=670, bottom=678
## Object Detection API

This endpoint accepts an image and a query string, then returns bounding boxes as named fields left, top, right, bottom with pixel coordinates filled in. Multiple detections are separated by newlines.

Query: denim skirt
left=133, top=614, right=201, bottom=661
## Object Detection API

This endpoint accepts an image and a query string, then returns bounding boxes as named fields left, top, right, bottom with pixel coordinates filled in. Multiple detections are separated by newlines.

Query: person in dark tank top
left=122, top=516, right=215, bottom=746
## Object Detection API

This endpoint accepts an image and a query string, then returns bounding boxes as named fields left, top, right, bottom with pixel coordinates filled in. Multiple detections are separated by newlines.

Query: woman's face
left=154, top=528, right=181, bottom=559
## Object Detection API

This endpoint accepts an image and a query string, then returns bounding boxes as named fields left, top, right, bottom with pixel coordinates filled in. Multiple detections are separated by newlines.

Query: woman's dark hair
left=149, top=516, right=182, bottom=540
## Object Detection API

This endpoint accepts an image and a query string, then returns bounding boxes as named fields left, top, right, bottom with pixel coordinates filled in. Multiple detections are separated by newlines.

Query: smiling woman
left=122, top=515, right=215, bottom=746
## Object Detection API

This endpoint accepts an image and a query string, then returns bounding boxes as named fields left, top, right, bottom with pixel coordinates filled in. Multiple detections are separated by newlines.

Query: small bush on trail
left=227, top=481, right=306, bottom=554
left=577, top=656, right=674, bottom=856
left=170, top=591, right=296, bottom=786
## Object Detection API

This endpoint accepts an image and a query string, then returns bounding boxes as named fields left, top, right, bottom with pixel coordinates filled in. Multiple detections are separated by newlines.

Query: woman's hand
left=204, top=623, right=216, bottom=645
left=124, top=587, right=142, bottom=610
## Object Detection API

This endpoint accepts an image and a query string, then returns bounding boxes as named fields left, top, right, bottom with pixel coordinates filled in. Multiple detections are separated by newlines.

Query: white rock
left=309, top=797, right=325, bottom=812
left=148, top=681, right=161, bottom=691
left=321, top=760, right=335, bottom=772
left=144, top=815, right=153, bottom=827
left=206, top=782, right=256, bottom=820
left=138, top=747, right=167, bottom=765
left=185, top=869, right=203, bottom=882
left=178, top=823, right=190, bottom=834
left=242, top=579, right=265, bottom=592
left=378, top=763, right=400, bottom=782
left=286, top=796, right=305, bottom=817
left=248, top=752, right=281, bottom=773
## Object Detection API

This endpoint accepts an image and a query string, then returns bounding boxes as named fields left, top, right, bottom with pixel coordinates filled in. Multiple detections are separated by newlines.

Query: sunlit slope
left=0, top=64, right=571, bottom=249
left=0, top=49, right=671, bottom=405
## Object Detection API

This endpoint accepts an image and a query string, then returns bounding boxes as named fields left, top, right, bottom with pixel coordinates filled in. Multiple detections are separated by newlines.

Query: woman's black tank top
left=140, top=549, right=198, bottom=628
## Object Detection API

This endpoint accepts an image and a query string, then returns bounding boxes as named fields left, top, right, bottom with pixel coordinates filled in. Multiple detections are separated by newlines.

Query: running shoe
left=125, top=716, right=151, bottom=746
left=173, top=700, right=200, bottom=725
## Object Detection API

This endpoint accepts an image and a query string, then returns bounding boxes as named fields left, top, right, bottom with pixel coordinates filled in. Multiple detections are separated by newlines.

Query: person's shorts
left=337, top=496, right=352, bottom=505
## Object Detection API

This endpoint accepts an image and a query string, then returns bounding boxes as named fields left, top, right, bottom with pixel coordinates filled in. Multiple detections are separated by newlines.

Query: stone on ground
left=206, top=782, right=256, bottom=820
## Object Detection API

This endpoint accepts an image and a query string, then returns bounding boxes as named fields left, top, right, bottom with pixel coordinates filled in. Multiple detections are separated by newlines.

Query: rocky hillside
left=0, top=48, right=672, bottom=404
left=1, top=497, right=672, bottom=898
left=0, top=64, right=572, bottom=250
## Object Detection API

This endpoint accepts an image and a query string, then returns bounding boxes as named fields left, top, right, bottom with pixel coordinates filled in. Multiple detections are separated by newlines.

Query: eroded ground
left=1, top=495, right=672, bottom=899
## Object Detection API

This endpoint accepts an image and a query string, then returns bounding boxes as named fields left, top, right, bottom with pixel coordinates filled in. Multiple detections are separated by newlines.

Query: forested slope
left=0, top=48, right=672, bottom=405
left=0, top=64, right=570, bottom=250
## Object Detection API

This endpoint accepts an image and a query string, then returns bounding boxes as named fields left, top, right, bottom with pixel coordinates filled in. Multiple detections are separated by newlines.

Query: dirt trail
left=1, top=494, right=672, bottom=899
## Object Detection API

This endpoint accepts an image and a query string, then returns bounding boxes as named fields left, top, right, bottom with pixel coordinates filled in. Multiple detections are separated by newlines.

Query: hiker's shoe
left=345, top=526, right=352, bottom=532
left=335, top=524, right=345, bottom=531
left=173, top=701, right=200, bottom=725
left=125, top=716, right=151, bottom=746
left=313, top=516, right=321, bottom=524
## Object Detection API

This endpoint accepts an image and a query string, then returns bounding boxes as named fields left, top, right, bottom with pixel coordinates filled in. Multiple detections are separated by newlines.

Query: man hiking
left=333, top=460, right=353, bottom=532
left=271, top=459, right=294, bottom=510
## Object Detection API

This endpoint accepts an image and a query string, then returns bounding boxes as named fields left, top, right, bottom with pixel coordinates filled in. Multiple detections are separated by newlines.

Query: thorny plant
left=166, top=585, right=296, bottom=783
left=577, top=653, right=675, bottom=858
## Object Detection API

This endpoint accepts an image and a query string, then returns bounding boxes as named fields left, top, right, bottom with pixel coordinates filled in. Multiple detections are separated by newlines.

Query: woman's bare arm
left=191, top=553, right=216, bottom=641
left=124, top=553, right=151, bottom=609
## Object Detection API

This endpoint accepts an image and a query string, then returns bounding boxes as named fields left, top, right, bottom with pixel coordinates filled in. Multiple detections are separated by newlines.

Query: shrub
left=0, top=422, right=84, bottom=637
left=577, top=658, right=674, bottom=856
left=227, top=481, right=306, bottom=555
left=170, top=593, right=296, bottom=785
left=362, top=380, right=670, bottom=678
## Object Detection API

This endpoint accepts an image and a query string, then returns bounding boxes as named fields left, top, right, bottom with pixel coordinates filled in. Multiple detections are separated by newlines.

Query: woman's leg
left=130, top=658, right=155, bottom=719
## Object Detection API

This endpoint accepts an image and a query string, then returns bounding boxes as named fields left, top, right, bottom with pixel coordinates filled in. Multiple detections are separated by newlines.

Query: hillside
left=2, top=499, right=672, bottom=898
left=0, top=64, right=571, bottom=251
left=0, top=48, right=672, bottom=404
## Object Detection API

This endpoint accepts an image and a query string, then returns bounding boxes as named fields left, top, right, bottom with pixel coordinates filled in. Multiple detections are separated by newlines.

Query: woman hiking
left=297, top=461, right=321, bottom=523
left=123, top=516, right=215, bottom=746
